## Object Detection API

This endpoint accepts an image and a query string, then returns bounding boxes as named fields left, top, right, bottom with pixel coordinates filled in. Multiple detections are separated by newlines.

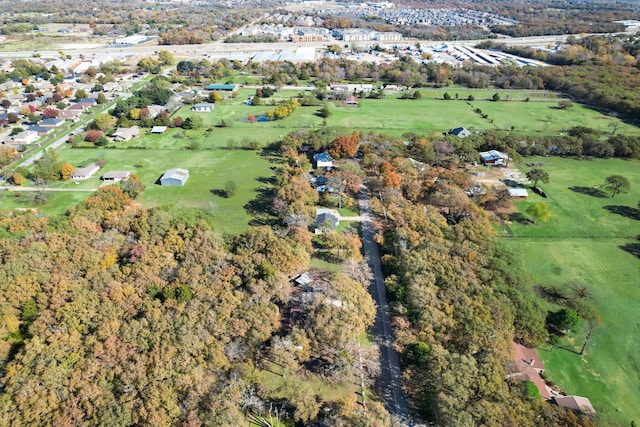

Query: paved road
left=0, top=186, right=97, bottom=192
left=15, top=101, right=116, bottom=169
left=358, top=189, right=409, bottom=423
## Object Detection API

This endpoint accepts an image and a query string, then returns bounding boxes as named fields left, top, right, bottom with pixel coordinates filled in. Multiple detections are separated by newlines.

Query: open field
left=113, top=88, right=639, bottom=154
left=499, top=156, right=640, bottom=426
left=56, top=147, right=274, bottom=235
left=501, top=157, right=640, bottom=238
left=504, top=239, right=640, bottom=426
left=0, top=190, right=88, bottom=216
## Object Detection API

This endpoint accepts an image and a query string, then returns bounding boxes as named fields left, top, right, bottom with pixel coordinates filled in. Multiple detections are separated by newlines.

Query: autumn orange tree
left=60, top=162, right=74, bottom=180
left=328, top=131, right=360, bottom=159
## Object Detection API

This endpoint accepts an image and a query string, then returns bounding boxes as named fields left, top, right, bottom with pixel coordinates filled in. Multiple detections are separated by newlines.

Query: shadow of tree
left=210, top=189, right=229, bottom=198
left=534, top=284, right=568, bottom=304
left=508, top=212, right=534, bottom=225
left=568, top=186, right=607, bottom=198
left=620, top=242, right=640, bottom=259
left=245, top=185, right=278, bottom=227
left=604, top=205, right=640, bottom=221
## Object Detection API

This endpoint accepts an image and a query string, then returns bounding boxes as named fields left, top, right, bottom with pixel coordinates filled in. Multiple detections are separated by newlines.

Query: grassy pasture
left=499, top=156, right=640, bottom=426
left=115, top=89, right=638, bottom=153
left=56, top=147, right=274, bottom=235
left=7, top=88, right=640, bottom=233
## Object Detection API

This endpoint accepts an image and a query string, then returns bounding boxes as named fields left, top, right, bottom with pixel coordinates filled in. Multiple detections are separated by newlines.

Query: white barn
left=160, top=168, right=189, bottom=186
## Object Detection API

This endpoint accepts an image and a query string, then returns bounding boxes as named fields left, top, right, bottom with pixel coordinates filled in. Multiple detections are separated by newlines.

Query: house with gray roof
left=314, top=209, right=339, bottom=234
left=112, top=126, right=140, bottom=141
left=191, top=103, right=214, bottom=112
left=71, top=163, right=100, bottom=180
left=102, top=171, right=131, bottom=182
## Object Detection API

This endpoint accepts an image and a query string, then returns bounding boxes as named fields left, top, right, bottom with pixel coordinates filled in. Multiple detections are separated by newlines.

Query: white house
left=71, top=163, right=100, bottom=180
left=112, top=126, right=140, bottom=141
left=7, top=130, right=39, bottom=145
left=191, top=103, right=214, bottom=112
left=102, top=171, right=131, bottom=182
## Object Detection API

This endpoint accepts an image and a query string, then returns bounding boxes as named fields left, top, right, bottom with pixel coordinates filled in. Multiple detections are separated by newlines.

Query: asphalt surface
left=358, top=189, right=410, bottom=423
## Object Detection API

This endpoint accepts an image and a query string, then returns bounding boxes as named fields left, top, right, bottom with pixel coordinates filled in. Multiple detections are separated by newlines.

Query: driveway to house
left=358, top=188, right=410, bottom=424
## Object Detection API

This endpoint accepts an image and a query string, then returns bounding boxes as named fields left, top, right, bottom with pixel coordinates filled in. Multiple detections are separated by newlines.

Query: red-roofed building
left=511, top=341, right=551, bottom=399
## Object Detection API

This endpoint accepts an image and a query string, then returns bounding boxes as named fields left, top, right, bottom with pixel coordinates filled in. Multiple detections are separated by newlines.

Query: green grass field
left=500, top=157, right=640, bottom=426
left=112, top=89, right=638, bottom=153
left=56, top=147, right=274, bottom=235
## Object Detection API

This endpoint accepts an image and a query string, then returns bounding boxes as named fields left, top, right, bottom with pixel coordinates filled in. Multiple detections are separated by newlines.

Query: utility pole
left=379, top=191, right=387, bottom=221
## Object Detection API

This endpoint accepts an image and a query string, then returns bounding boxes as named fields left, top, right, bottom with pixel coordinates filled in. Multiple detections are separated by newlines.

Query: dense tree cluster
left=265, top=98, right=300, bottom=121
left=0, top=179, right=381, bottom=424
left=459, top=128, right=640, bottom=160
left=352, top=134, right=594, bottom=425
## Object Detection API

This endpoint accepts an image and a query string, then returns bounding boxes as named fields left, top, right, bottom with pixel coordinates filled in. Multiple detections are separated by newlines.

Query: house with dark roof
left=160, top=168, right=189, bottom=186
left=191, top=103, right=214, bottom=112
left=313, top=152, right=334, bottom=169
left=27, top=125, right=54, bottom=136
left=68, top=103, right=91, bottom=112
left=314, top=209, right=339, bottom=234
left=449, top=127, right=471, bottom=138
left=40, top=118, right=65, bottom=128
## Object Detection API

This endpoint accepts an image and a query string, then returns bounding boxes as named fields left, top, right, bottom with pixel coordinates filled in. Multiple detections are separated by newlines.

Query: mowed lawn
left=112, top=88, right=638, bottom=151
left=326, top=95, right=638, bottom=138
left=503, top=157, right=640, bottom=238
left=57, top=148, right=274, bottom=234
left=504, top=239, right=640, bottom=426
left=500, top=157, right=640, bottom=426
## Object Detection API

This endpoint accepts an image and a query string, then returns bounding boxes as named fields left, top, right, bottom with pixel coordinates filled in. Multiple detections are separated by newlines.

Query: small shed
left=449, top=127, right=471, bottom=138
left=294, top=272, right=313, bottom=287
left=344, top=95, right=359, bottom=106
left=313, top=152, right=334, bottom=169
left=151, top=126, right=168, bottom=134
left=508, top=188, right=528, bottom=199
left=160, top=168, right=189, bottom=186
left=191, top=103, right=214, bottom=112
left=102, top=171, right=131, bottom=182
left=553, top=396, right=596, bottom=416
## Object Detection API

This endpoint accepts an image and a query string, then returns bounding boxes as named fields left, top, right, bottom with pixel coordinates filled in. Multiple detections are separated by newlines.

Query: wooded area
left=0, top=181, right=383, bottom=425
